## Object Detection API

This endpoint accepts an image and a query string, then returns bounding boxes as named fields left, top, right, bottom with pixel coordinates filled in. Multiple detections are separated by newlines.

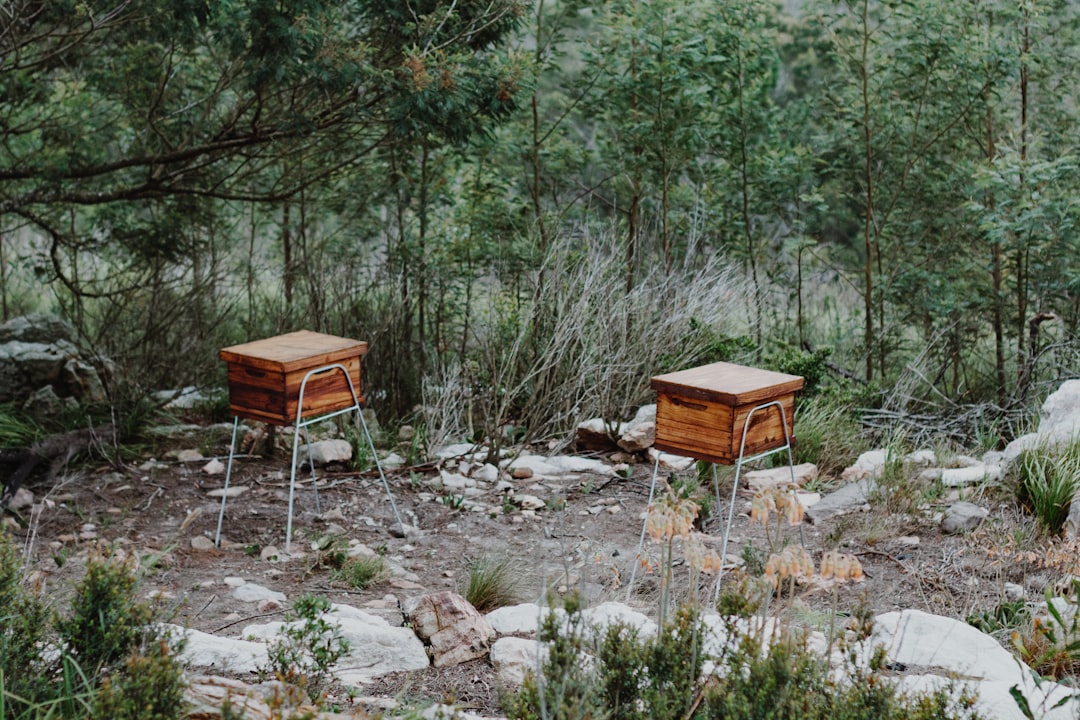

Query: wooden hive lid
left=651, top=361, right=804, bottom=405
left=219, top=330, right=368, bottom=372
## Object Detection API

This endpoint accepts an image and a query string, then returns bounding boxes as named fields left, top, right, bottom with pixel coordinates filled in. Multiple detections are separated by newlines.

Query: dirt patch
left=4, top=432, right=1065, bottom=713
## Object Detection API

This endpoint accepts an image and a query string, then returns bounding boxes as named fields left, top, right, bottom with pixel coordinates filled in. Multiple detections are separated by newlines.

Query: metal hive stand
left=214, top=363, right=403, bottom=554
left=627, top=399, right=799, bottom=601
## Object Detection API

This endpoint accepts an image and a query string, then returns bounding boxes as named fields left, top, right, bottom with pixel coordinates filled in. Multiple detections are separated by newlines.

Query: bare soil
left=5, top=428, right=1071, bottom=715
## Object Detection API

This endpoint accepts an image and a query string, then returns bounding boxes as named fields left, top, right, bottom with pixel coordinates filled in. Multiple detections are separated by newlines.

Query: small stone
left=206, top=485, right=247, bottom=498
left=605, top=505, right=622, bottom=515
left=307, top=439, right=352, bottom=465
left=9, top=487, right=34, bottom=511
left=941, top=502, right=989, bottom=534
left=516, top=494, right=545, bottom=510
left=320, top=507, right=347, bottom=522
left=201, top=459, right=226, bottom=475
left=256, top=598, right=284, bottom=613
left=173, top=449, right=205, bottom=463
left=1004, top=583, right=1025, bottom=601
left=233, top=583, right=286, bottom=604
left=511, top=466, right=534, bottom=480
left=260, top=545, right=281, bottom=562
left=389, top=578, right=426, bottom=590
left=223, top=576, right=247, bottom=587
left=191, top=536, right=216, bottom=551
left=895, top=535, right=921, bottom=547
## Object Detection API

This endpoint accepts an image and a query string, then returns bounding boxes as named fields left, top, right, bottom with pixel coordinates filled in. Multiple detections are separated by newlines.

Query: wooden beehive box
left=651, top=361, right=804, bottom=465
left=220, top=330, right=368, bottom=425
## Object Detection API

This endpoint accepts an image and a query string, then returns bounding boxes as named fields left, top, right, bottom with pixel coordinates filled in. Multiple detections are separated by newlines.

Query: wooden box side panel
left=730, top=393, right=796, bottom=458
left=653, top=392, right=797, bottom=465
left=227, top=364, right=289, bottom=423
left=226, top=356, right=363, bottom=424
left=284, top=356, right=363, bottom=421
left=653, top=392, right=737, bottom=464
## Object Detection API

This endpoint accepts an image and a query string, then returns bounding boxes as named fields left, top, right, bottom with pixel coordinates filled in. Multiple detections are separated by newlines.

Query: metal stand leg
left=626, top=454, right=663, bottom=601
left=712, top=400, right=796, bottom=602
left=215, top=417, right=241, bottom=547
left=284, top=363, right=405, bottom=554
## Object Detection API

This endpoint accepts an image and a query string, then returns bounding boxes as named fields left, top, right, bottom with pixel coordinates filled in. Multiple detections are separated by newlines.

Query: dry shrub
left=422, top=230, right=750, bottom=450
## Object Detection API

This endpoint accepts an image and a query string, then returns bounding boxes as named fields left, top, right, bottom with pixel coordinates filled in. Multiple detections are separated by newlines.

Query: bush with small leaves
left=90, top=638, right=188, bottom=720
left=264, top=594, right=350, bottom=704
left=56, top=550, right=153, bottom=675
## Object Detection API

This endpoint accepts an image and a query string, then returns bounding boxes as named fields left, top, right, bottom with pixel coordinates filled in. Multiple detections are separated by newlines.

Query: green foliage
left=0, top=535, right=185, bottom=720
left=0, top=405, right=41, bottom=447
left=1014, top=439, right=1080, bottom=536
left=55, top=551, right=154, bottom=674
left=331, top=555, right=388, bottom=590
left=1012, top=581, right=1080, bottom=681
left=766, top=345, right=833, bottom=397
left=462, top=553, right=523, bottom=613
left=792, top=395, right=869, bottom=478
left=0, top=533, right=52, bottom=716
left=505, top=597, right=980, bottom=720
left=264, top=594, right=350, bottom=704
left=90, top=639, right=188, bottom=720
left=967, top=600, right=1030, bottom=635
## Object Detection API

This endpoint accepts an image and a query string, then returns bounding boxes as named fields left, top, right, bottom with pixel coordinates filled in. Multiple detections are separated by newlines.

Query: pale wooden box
left=651, top=362, right=804, bottom=465
left=220, top=330, right=368, bottom=425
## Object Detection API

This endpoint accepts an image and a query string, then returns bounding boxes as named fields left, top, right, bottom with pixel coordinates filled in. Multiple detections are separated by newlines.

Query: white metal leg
left=216, top=363, right=404, bottom=553
left=625, top=399, right=798, bottom=603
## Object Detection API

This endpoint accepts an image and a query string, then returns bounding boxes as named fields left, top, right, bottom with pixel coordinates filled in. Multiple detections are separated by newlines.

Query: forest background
left=3, top=0, right=1080, bottom=450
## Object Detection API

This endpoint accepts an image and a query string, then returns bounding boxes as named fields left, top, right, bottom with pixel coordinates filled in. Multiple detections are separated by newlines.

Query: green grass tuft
left=463, top=553, right=524, bottom=613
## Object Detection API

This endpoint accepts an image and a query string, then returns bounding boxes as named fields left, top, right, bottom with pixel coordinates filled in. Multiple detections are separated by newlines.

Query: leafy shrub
left=505, top=596, right=981, bottom=720
left=264, top=594, right=350, bottom=703
left=0, top=536, right=186, bottom=720
left=463, top=553, right=524, bottom=613
left=56, top=550, right=153, bottom=674
left=90, top=638, right=188, bottom=720
left=0, top=533, right=52, bottom=716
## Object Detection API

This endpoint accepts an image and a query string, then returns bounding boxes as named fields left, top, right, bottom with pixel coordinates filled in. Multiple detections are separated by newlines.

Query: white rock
left=904, top=449, right=937, bottom=467
left=872, top=609, right=1021, bottom=684
left=173, top=448, right=205, bottom=462
left=201, top=459, right=226, bottom=475
left=940, top=464, right=1002, bottom=487
left=486, top=603, right=564, bottom=636
left=440, top=471, right=475, bottom=490
left=491, top=637, right=548, bottom=686
left=581, top=602, right=657, bottom=638
left=381, top=452, right=406, bottom=470
left=307, top=439, right=352, bottom=465
left=9, top=487, right=34, bottom=510
left=206, top=485, right=247, bottom=498
left=233, top=583, right=286, bottom=604
left=190, top=536, right=216, bottom=551
left=515, top=494, right=546, bottom=511
left=744, top=463, right=818, bottom=492
left=433, top=443, right=487, bottom=461
left=840, top=449, right=893, bottom=482
left=166, top=624, right=269, bottom=672
left=473, top=463, right=501, bottom=483
left=617, top=421, right=656, bottom=453
left=244, top=608, right=429, bottom=683
left=941, top=502, right=989, bottom=534
left=647, top=448, right=696, bottom=472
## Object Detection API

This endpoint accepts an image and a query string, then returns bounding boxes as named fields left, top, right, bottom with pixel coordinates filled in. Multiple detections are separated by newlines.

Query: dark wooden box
left=651, top=362, right=804, bottom=465
left=220, top=330, right=368, bottom=425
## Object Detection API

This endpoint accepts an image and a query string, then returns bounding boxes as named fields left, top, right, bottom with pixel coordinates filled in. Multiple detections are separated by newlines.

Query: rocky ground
left=6, top=377, right=1080, bottom=718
